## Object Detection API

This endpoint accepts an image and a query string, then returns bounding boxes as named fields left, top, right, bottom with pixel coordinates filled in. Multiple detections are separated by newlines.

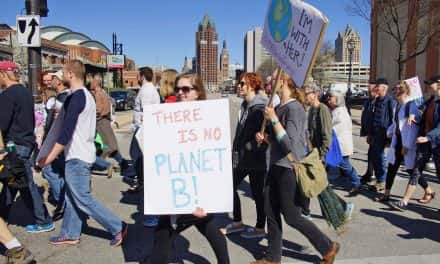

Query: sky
left=2, top=0, right=371, bottom=70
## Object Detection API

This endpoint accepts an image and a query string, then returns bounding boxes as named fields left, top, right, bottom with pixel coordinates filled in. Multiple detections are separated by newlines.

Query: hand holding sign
left=143, top=100, right=233, bottom=215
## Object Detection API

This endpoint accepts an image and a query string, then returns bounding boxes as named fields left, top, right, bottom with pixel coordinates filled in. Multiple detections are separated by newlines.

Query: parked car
left=110, top=90, right=136, bottom=111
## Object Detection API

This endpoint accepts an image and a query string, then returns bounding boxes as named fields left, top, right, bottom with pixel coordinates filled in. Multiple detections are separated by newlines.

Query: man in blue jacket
left=365, top=78, right=395, bottom=192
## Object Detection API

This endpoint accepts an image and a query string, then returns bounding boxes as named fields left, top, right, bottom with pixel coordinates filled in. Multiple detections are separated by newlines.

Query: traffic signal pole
left=26, top=0, right=42, bottom=95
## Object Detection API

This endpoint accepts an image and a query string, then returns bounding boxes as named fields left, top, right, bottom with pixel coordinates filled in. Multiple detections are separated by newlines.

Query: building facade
left=313, top=62, right=370, bottom=89
left=182, top=56, right=193, bottom=73
left=196, top=14, right=218, bottom=92
left=229, top=62, right=244, bottom=80
left=335, top=25, right=362, bottom=63
left=0, top=24, right=13, bottom=61
left=244, top=27, right=272, bottom=73
left=219, top=40, right=230, bottom=82
left=371, top=0, right=440, bottom=85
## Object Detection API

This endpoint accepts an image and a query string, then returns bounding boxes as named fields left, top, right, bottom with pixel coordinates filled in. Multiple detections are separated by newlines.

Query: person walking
left=0, top=61, right=54, bottom=233
left=374, top=81, right=420, bottom=203
left=391, top=75, right=440, bottom=210
left=38, top=60, right=127, bottom=246
left=150, top=73, right=230, bottom=264
left=221, top=72, right=267, bottom=239
left=90, top=75, right=128, bottom=171
left=252, top=75, right=339, bottom=264
left=360, top=80, right=377, bottom=184
left=365, top=78, right=395, bottom=192
left=327, top=91, right=361, bottom=196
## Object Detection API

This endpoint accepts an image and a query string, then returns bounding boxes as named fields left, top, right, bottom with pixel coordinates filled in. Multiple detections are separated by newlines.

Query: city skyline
left=2, top=0, right=371, bottom=70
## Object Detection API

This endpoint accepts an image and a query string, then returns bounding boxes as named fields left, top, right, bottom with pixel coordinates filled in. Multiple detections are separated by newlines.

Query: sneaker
left=346, top=187, right=360, bottom=197
left=110, top=222, right=128, bottom=247
left=5, top=246, right=34, bottom=264
left=143, top=216, right=159, bottom=227
left=220, top=222, right=245, bottom=235
left=25, top=223, right=55, bottom=233
left=368, top=182, right=385, bottom=192
left=390, top=200, right=408, bottom=211
left=301, top=213, right=313, bottom=221
left=344, top=202, right=355, bottom=221
left=49, top=236, right=80, bottom=246
left=321, top=242, right=340, bottom=264
left=240, top=227, right=266, bottom=239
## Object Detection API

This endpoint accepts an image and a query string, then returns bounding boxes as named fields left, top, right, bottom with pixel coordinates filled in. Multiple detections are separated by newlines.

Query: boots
left=320, top=242, right=340, bottom=264
left=5, top=246, right=34, bottom=264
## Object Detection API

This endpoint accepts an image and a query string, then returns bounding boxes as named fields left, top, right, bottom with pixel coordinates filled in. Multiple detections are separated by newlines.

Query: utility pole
left=25, top=0, right=43, bottom=95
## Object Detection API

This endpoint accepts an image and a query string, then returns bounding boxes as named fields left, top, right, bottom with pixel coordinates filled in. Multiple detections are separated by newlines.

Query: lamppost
left=346, top=38, right=355, bottom=115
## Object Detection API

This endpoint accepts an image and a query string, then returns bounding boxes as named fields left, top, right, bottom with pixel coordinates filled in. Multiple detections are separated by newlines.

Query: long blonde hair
left=160, top=69, right=178, bottom=99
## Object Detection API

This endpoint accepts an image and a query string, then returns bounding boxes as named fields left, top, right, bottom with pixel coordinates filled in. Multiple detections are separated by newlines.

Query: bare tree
left=347, top=0, right=440, bottom=80
left=312, top=40, right=336, bottom=87
left=256, top=58, right=277, bottom=80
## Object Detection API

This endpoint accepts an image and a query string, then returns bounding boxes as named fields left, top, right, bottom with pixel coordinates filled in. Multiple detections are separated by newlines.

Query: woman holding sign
left=150, top=73, right=230, bottom=264
left=254, top=74, right=339, bottom=264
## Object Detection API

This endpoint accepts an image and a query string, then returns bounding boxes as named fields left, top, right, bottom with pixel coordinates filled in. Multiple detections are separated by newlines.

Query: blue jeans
left=42, top=156, right=65, bottom=205
left=338, top=156, right=361, bottom=188
left=370, top=139, right=387, bottom=183
left=92, top=157, right=112, bottom=171
left=0, top=145, right=52, bottom=225
left=59, top=159, right=122, bottom=239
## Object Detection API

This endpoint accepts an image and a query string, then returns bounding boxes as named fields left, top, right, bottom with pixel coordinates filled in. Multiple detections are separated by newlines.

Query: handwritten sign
left=262, top=0, right=328, bottom=87
left=404, top=76, right=423, bottom=105
left=143, top=99, right=233, bottom=215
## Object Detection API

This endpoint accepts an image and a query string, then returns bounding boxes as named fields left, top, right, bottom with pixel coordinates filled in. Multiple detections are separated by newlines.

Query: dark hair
left=139, top=67, right=153, bottom=82
left=239, top=72, right=263, bottom=92
left=175, top=73, right=207, bottom=100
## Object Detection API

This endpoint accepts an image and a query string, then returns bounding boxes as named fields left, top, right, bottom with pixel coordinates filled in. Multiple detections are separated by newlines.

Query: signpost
left=16, top=15, right=41, bottom=47
left=107, top=55, right=125, bottom=69
left=142, top=100, right=233, bottom=215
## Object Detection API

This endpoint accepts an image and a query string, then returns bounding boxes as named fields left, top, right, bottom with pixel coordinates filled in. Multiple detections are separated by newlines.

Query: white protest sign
left=143, top=99, right=233, bottom=215
left=16, top=15, right=41, bottom=47
left=262, top=0, right=328, bottom=87
left=404, top=76, right=423, bottom=104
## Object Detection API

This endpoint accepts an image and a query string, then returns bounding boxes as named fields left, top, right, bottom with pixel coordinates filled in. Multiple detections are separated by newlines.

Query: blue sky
left=2, top=0, right=370, bottom=70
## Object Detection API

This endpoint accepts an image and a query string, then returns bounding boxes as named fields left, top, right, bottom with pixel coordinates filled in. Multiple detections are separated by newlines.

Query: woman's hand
left=192, top=207, right=207, bottom=218
left=256, top=132, right=267, bottom=145
left=264, top=106, right=277, bottom=121
left=0, top=152, right=8, bottom=161
left=407, top=114, right=416, bottom=126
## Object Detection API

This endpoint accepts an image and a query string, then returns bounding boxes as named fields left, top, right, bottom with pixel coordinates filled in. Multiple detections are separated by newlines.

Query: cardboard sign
left=262, top=0, right=328, bottom=87
left=143, top=99, right=233, bottom=215
left=404, top=76, right=423, bottom=105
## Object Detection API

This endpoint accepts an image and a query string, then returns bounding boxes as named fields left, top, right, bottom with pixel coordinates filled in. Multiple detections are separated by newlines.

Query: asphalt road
left=1, top=94, right=439, bottom=264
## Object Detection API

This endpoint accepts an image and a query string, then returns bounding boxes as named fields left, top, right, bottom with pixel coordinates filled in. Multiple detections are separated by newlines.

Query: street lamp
left=346, top=38, right=355, bottom=115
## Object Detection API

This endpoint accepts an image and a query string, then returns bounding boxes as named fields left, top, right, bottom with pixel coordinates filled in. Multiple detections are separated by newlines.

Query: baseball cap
left=0, top=61, right=18, bottom=71
left=376, top=78, right=389, bottom=86
left=424, top=75, right=440, bottom=85
left=51, top=70, right=63, bottom=81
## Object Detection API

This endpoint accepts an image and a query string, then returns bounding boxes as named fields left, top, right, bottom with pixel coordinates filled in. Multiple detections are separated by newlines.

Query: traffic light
left=25, top=0, right=49, bottom=17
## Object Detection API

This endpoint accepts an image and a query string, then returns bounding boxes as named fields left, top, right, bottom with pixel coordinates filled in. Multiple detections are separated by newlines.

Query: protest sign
left=404, top=76, right=423, bottom=105
left=143, top=99, right=233, bottom=215
left=262, top=0, right=328, bottom=87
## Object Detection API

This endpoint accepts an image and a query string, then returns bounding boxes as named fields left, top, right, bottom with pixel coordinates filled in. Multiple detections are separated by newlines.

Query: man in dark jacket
left=360, top=80, right=377, bottom=184
left=391, top=75, right=440, bottom=210
left=0, top=61, right=54, bottom=233
left=220, top=73, right=267, bottom=239
left=365, top=78, right=395, bottom=192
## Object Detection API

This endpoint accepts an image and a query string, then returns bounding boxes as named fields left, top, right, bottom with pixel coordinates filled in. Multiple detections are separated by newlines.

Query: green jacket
left=308, top=103, right=332, bottom=160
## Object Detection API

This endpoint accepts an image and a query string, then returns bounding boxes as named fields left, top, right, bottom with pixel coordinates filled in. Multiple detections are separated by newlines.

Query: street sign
left=16, top=15, right=41, bottom=47
left=107, top=55, right=125, bottom=69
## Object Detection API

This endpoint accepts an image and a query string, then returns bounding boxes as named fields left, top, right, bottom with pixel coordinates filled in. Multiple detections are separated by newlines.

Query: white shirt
left=133, top=82, right=160, bottom=129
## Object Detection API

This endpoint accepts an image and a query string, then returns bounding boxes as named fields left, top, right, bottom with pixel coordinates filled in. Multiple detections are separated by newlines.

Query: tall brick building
left=219, top=40, right=230, bottom=82
left=196, top=14, right=218, bottom=92
left=335, top=25, right=362, bottom=63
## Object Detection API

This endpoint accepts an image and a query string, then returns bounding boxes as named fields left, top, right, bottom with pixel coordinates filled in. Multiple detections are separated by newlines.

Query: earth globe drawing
left=268, top=0, right=293, bottom=42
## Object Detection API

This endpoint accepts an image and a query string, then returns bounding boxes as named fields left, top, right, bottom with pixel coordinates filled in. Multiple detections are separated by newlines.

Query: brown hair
left=160, top=69, right=178, bottom=99
left=65, top=60, right=85, bottom=80
left=175, top=73, right=207, bottom=100
left=239, top=72, right=263, bottom=92
left=282, top=72, right=306, bottom=107
left=139, top=66, right=154, bottom=82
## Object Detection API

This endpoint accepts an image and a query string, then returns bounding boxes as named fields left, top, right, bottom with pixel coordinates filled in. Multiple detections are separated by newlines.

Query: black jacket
left=0, top=84, right=35, bottom=148
left=233, top=95, right=268, bottom=170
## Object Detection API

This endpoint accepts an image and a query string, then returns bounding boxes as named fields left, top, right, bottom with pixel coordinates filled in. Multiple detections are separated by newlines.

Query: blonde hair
left=160, top=69, right=178, bottom=98
left=65, top=60, right=85, bottom=80
left=281, top=72, right=305, bottom=107
left=401, top=80, right=411, bottom=96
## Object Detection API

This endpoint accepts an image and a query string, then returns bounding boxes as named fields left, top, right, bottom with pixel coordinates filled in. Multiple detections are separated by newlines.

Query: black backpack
left=0, top=152, right=28, bottom=188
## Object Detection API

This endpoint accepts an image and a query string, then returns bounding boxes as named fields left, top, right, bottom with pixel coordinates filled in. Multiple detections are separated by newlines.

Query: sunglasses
left=174, top=86, right=194, bottom=93
left=238, top=81, right=246, bottom=87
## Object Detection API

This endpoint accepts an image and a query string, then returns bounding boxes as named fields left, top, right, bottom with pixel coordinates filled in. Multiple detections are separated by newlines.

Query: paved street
left=1, top=95, right=440, bottom=264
